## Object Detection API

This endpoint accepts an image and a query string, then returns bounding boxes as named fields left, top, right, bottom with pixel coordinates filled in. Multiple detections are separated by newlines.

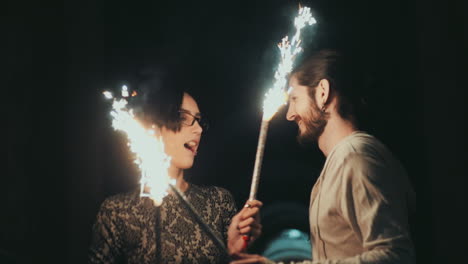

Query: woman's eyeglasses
left=178, top=110, right=209, bottom=131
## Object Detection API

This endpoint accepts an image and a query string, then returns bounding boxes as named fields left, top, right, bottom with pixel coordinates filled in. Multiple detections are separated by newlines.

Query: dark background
left=5, top=0, right=466, bottom=263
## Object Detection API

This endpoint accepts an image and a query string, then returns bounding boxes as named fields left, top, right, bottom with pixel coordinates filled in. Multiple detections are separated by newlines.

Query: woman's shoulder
left=191, top=184, right=234, bottom=199
left=189, top=184, right=236, bottom=208
left=99, top=188, right=141, bottom=212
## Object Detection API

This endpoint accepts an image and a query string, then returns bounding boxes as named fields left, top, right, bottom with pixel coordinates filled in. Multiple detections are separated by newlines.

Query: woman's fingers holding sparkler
left=244, top=200, right=263, bottom=208
left=240, top=200, right=263, bottom=224
left=238, top=200, right=263, bottom=242
left=228, top=213, right=251, bottom=254
left=238, top=218, right=262, bottom=235
left=239, top=206, right=260, bottom=223
left=227, top=200, right=263, bottom=255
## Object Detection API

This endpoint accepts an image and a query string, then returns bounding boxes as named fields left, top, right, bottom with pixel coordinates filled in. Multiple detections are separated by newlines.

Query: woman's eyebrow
left=180, top=108, right=201, bottom=117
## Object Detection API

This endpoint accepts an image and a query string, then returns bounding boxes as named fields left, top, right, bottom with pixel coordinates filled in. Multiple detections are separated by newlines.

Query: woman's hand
left=227, top=200, right=263, bottom=255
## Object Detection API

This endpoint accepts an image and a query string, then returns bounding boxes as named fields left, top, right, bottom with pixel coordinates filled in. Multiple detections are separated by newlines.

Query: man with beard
left=231, top=49, right=416, bottom=263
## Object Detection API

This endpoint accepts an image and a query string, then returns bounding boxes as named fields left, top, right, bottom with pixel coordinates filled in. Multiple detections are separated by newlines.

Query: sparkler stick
left=248, top=6, right=317, bottom=202
left=248, top=120, right=269, bottom=201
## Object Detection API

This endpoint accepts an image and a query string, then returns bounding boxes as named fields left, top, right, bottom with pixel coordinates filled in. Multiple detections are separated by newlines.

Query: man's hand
left=227, top=200, right=263, bottom=255
left=230, top=253, right=270, bottom=264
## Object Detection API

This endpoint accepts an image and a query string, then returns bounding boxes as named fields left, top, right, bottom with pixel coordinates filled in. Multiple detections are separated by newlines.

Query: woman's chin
left=173, top=160, right=194, bottom=170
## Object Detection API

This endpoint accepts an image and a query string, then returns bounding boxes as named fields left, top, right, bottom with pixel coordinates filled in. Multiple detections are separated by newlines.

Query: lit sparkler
left=103, top=86, right=228, bottom=256
left=248, top=6, right=316, bottom=201
left=103, top=86, right=173, bottom=206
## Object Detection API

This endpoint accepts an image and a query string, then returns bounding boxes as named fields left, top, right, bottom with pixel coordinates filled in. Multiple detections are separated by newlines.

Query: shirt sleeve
left=88, top=199, right=123, bottom=264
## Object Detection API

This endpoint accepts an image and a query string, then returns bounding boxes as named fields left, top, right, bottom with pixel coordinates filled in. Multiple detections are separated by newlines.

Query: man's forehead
left=287, top=83, right=302, bottom=95
left=288, top=76, right=300, bottom=92
left=288, top=85, right=297, bottom=95
left=289, top=74, right=299, bottom=85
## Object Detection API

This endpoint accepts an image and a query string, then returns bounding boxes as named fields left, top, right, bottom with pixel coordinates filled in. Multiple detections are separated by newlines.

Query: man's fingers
left=230, top=258, right=263, bottom=264
left=230, top=253, right=265, bottom=264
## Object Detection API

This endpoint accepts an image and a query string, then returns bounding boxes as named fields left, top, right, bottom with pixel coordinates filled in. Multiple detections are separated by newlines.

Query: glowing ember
left=262, top=6, right=316, bottom=121
left=104, top=86, right=173, bottom=206
left=121, top=85, right=129, bottom=97
left=103, top=91, right=113, bottom=100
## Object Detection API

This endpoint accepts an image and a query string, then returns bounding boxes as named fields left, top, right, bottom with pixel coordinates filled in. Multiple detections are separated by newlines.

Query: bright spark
left=262, top=6, right=316, bottom=121
left=121, top=85, right=129, bottom=97
left=105, top=86, right=172, bottom=206
left=103, top=91, right=113, bottom=99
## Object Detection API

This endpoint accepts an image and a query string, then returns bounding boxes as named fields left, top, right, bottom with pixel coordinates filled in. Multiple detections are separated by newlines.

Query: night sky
left=5, top=0, right=466, bottom=263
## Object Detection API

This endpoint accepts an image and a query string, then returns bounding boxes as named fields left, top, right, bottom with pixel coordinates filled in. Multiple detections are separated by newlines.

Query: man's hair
left=292, top=49, right=366, bottom=124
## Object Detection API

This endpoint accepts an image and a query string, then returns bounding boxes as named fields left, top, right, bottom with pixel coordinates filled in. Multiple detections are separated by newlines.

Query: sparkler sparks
left=249, top=6, right=316, bottom=201
left=103, top=91, right=113, bottom=100
left=262, top=6, right=316, bottom=121
left=103, top=86, right=172, bottom=206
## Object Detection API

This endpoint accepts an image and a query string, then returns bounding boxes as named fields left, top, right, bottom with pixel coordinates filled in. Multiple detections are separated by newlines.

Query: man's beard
left=296, top=102, right=328, bottom=146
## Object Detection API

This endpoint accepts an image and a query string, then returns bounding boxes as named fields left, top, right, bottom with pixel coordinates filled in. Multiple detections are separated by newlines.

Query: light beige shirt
left=301, top=131, right=415, bottom=264
left=265, top=132, right=416, bottom=264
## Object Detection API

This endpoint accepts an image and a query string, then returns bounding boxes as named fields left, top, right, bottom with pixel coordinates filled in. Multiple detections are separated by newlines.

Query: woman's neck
left=168, top=165, right=189, bottom=192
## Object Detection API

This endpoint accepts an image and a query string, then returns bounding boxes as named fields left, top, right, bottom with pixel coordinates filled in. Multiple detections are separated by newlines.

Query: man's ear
left=316, top=79, right=330, bottom=109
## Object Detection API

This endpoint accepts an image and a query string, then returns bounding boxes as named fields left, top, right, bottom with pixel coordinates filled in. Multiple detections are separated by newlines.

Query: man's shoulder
left=335, top=132, right=390, bottom=161
left=337, top=133, right=408, bottom=185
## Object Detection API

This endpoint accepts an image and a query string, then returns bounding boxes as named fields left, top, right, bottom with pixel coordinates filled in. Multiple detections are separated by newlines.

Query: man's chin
left=297, top=129, right=321, bottom=146
left=297, top=135, right=312, bottom=146
left=296, top=117, right=327, bottom=146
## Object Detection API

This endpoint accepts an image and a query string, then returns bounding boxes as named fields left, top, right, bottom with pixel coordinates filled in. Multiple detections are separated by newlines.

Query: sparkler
left=103, top=86, right=228, bottom=257
left=104, top=86, right=172, bottom=206
left=248, top=6, right=317, bottom=202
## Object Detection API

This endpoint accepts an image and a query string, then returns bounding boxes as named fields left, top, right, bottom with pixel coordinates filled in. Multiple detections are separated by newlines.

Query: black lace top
left=88, top=184, right=238, bottom=264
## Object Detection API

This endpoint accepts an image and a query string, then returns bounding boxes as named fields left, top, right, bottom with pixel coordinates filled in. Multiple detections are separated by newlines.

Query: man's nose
left=286, top=104, right=296, bottom=121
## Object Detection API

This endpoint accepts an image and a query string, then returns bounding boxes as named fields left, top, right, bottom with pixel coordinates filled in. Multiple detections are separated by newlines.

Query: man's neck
left=318, top=115, right=357, bottom=157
